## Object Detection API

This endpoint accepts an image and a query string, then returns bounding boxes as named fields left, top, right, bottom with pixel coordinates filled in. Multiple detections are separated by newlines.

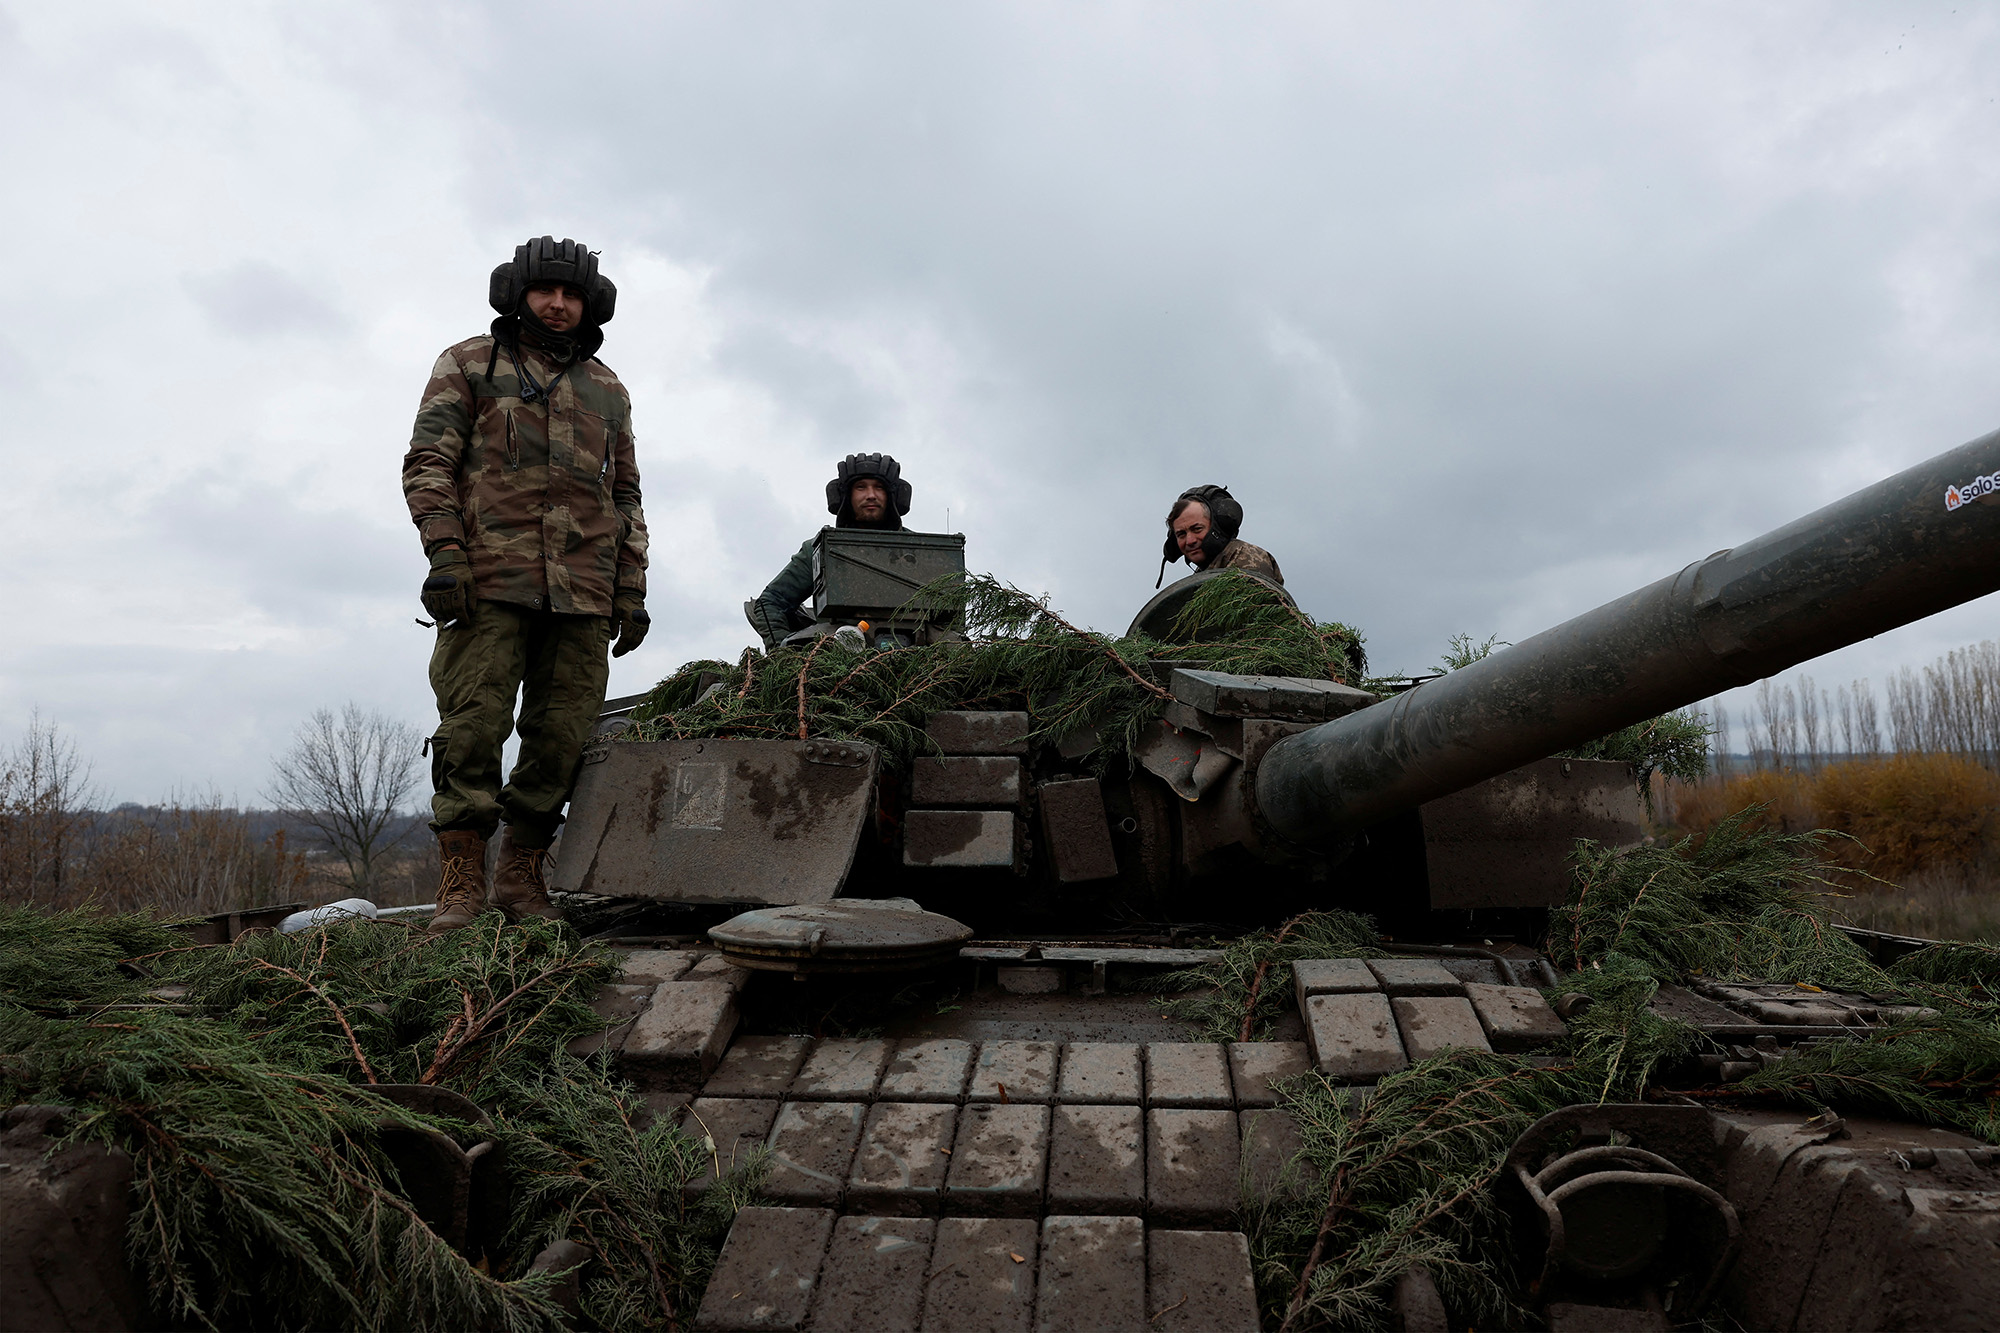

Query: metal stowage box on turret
left=812, top=528, right=965, bottom=622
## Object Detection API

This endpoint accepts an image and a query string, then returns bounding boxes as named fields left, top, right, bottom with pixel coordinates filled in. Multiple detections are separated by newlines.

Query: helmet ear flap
left=826, top=477, right=846, bottom=515
left=1206, top=490, right=1243, bottom=540
left=590, top=275, right=616, bottom=325
left=890, top=477, right=913, bottom=516
left=489, top=262, right=518, bottom=316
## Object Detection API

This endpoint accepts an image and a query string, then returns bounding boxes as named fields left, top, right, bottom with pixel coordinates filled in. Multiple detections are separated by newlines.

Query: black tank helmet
left=488, top=236, right=618, bottom=326
left=1157, top=484, right=1243, bottom=586
left=484, top=236, right=618, bottom=396
left=826, top=453, right=913, bottom=529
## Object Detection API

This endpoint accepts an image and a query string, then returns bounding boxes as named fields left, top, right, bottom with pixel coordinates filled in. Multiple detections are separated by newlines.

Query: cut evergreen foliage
left=1153, top=909, right=1382, bottom=1043
left=624, top=571, right=1366, bottom=772
left=1891, top=939, right=2000, bottom=993
left=1256, top=959, right=1707, bottom=1330
left=1432, top=631, right=1507, bottom=673
left=0, top=904, right=184, bottom=1011
left=625, top=578, right=1710, bottom=792
left=1728, top=1011, right=2000, bottom=1141
left=0, top=908, right=752, bottom=1332
left=1546, top=807, right=1883, bottom=989
left=1187, top=811, right=2000, bottom=1328
left=1556, top=707, right=1711, bottom=787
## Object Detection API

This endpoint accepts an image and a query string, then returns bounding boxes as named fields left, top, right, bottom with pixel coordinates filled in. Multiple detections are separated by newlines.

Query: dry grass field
left=1662, top=752, right=2000, bottom=942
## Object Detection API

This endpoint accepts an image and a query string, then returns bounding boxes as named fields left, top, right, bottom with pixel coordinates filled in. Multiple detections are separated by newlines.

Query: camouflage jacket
left=402, top=334, right=648, bottom=617
left=1209, top=538, right=1283, bottom=585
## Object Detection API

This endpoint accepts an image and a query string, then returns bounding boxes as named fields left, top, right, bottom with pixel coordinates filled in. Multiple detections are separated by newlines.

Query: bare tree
left=1754, top=679, right=1776, bottom=769
left=1853, top=678, right=1882, bottom=755
left=266, top=705, right=425, bottom=894
left=1886, top=667, right=1928, bottom=755
left=1709, top=699, right=1733, bottom=775
left=1798, top=675, right=1822, bottom=770
left=1755, top=679, right=1802, bottom=769
left=0, top=713, right=96, bottom=904
left=1923, top=639, right=2000, bottom=766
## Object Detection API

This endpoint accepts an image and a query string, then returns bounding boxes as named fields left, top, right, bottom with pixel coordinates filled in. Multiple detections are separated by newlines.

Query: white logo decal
left=1946, top=470, right=1998, bottom=512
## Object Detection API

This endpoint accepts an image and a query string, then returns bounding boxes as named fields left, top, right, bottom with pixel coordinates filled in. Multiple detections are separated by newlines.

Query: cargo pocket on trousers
left=424, top=733, right=449, bottom=793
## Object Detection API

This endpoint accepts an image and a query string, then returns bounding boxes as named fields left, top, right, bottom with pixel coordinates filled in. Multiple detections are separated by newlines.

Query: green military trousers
left=426, top=599, right=612, bottom=848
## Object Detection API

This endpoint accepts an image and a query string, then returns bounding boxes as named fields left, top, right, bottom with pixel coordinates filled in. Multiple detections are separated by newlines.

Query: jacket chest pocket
left=475, top=397, right=530, bottom=471
left=572, top=409, right=617, bottom=489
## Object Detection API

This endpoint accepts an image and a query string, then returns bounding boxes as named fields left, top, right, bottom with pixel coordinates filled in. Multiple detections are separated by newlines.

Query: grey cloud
left=487, top=2, right=1999, bottom=669
left=185, top=261, right=347, bottom=339
left=0, top=335, right=24, bottom=393
left=0, top=635, right=435, bottom=808
left=135, top=471, right=408, bottom=611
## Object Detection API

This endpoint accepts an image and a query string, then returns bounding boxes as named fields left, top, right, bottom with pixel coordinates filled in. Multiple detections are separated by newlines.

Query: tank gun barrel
left=1256, top=428, right=2000, bottom=848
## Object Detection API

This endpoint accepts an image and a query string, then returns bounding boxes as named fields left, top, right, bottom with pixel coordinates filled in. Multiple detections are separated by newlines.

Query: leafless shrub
left=84, top=795, right=312, bottom=915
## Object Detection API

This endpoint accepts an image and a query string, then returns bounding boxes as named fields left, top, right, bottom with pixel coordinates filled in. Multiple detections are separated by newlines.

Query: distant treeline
left=1709, top=638, right=2000, bottom=772
left=98, top=804, right=433, bottom=857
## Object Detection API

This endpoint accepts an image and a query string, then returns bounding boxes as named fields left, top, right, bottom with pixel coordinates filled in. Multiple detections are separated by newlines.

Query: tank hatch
left=709, top=899, right=973, bottom=974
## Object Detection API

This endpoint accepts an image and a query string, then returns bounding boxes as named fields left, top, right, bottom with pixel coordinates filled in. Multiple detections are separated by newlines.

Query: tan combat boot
left=492, top=827, right=563, bottom=923
left=428, top=830, right=489, bottom=933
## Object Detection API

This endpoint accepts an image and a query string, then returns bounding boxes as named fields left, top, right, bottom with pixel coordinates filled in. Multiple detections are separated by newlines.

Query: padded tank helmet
left=1162, top=484, right=1242, bottom=564
left=825, top=453, right=913, bottom=528
left=488, top=236, right=618, bottom=326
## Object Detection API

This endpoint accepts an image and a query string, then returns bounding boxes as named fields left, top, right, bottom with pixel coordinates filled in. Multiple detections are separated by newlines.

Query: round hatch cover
left=1126, top=567, right=1293, bottom=641
left=709, top=898, right=973, bottom=974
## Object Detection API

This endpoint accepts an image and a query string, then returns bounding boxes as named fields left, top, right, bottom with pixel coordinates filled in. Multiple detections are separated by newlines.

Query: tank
left=561, top=427, right=2000, bottom=931
left=549, top=426, right=2000, bottom=1330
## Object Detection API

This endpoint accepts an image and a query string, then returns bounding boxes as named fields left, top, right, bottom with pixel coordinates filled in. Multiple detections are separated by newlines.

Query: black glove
left=611, top=589, right=650, bottom=658
left=422, top=546, right=475, bottom=626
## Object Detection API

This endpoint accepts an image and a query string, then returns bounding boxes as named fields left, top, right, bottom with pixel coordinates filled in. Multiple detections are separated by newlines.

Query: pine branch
left=250, top=957, right=378, bottom=1084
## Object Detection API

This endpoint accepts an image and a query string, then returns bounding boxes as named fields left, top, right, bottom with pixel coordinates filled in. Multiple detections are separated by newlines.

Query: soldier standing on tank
left=1157, top=484, right=1284, bottom=587
left=746, top=453, right=913, bottom=651
left=403, top=236, right=651, bottom=933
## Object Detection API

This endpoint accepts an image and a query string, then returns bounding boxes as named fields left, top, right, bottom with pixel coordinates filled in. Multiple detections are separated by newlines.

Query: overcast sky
left=3, top=2, right=1997, bottom=804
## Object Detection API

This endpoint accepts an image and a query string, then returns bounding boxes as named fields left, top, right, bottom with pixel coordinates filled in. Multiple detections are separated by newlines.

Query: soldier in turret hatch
left=403, top=236, right=651, bottom=933
left=747, top=453, right=913, bottom=650
left=1157, top=484, right=1284, bottom=587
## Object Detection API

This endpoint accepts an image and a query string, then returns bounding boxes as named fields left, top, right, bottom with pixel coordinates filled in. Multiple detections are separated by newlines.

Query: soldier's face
left=1173, top=503, right=1212, bottom=562
left=525, top=282, right=586, bottom=332
left=850, top=477, right=889, bottom=521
